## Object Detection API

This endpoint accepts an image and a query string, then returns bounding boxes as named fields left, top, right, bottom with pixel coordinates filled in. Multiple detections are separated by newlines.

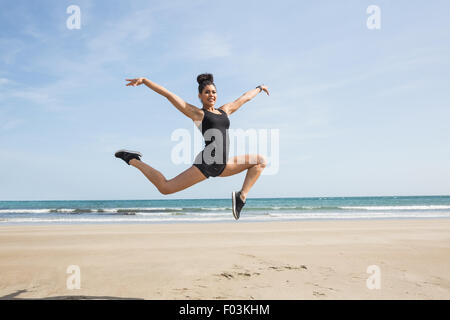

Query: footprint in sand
left=268, top=265, right=307, bottom=271
left=218, top=271, right=260, bottom=280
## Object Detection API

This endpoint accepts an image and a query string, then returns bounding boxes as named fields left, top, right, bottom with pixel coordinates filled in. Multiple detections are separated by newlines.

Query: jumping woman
left=115, top=73, right=270, bottom=220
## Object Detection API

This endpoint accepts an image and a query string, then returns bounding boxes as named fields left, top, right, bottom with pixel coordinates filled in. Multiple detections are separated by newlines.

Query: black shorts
left=193, top=151, right=227, bottom=178
left=193, top=163, right=226, bottom=178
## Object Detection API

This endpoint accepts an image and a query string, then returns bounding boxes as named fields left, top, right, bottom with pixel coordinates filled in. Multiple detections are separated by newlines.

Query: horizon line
left=1, top=194, right=450, bottom=202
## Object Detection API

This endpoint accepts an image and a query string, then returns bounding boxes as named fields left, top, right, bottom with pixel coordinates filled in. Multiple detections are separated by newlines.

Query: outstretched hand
left=260, top=85, right=270, bottom=96
left=126, top=78, right=145, bottom=87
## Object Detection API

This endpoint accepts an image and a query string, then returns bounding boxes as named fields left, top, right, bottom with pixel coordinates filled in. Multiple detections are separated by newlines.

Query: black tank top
left=199, top=108, right=230, bottom=165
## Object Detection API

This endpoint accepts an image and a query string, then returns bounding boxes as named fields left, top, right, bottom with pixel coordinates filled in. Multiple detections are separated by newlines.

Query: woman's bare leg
left=240, top=162, right=266, bottom=201
left=219, top=154, right=267, bottom=201
left=129, top=159, right=207, bottom=194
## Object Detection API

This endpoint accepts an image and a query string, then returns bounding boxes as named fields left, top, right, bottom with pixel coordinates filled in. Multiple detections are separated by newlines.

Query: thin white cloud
left=86, top=8, right=154, bottom=64
left=181, top=32, right=232, bottom=60
left=11, top=90, right=54, bottom=103
left=0, top=7, right=156, bottom=112
left=0, top=83, right=72, bottom=111
left=1, top=118, right=25, bottom=131
left=0, top=78, right=10, bottom=85
left=0, top=38, right=24, bottom=65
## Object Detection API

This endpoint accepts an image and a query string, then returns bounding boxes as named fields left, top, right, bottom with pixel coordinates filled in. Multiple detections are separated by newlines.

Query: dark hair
left=197, top=73, right=216, bottom=94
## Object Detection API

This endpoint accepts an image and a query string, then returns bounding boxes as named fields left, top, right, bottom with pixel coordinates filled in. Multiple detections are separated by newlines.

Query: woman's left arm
left=220, top=85, right=270, bottom=115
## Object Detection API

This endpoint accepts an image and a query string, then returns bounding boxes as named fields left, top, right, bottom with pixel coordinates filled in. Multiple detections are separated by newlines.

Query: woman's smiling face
left=199, top=84, right=217, bottom=108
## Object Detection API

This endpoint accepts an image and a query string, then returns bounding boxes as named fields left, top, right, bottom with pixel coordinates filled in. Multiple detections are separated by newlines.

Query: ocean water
left=1, top=196, right=450, bottom=225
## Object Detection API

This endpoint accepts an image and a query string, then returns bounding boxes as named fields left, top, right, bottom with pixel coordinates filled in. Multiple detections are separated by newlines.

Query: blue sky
left=1, top=0, right=449, bottom=200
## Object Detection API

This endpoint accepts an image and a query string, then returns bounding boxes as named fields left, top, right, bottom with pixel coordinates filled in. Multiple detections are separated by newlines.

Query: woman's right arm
left=126, top=77, right=203, bottom=121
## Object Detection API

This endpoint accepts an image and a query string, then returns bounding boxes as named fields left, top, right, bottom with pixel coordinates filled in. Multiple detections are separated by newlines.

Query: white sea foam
left=135, top=211, right=231, bottom=218
left=2, top=200, right=450, bottom=225
left=134, top=212, right=181, bottom=216
left=0, top=217, right=237, bottom=223
left=0, top=209, right=54, bottom=214
left=269, top=211, right=450, bottom=219
left=340, top=205, right=450, bottom=211
left=2, top=210, right=450, bottom=224
left=111, top=207, right=184, bottom=212
left=0, top=207, right=185, bottom=214
left=3, top=205, right=450, bottom=215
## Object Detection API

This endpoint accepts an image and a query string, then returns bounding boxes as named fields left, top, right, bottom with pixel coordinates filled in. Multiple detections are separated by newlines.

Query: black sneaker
left=232, top=191, right=246, bottom=220
left=115, top=149, right=142, bottom=165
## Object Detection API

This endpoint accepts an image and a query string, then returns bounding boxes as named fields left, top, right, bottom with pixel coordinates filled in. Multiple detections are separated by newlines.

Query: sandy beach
left=0, top=219, right=449, bottom=300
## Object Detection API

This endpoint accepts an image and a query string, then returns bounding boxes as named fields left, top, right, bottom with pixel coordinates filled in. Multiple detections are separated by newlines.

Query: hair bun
left=197, top=73, right=214, bottom=85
